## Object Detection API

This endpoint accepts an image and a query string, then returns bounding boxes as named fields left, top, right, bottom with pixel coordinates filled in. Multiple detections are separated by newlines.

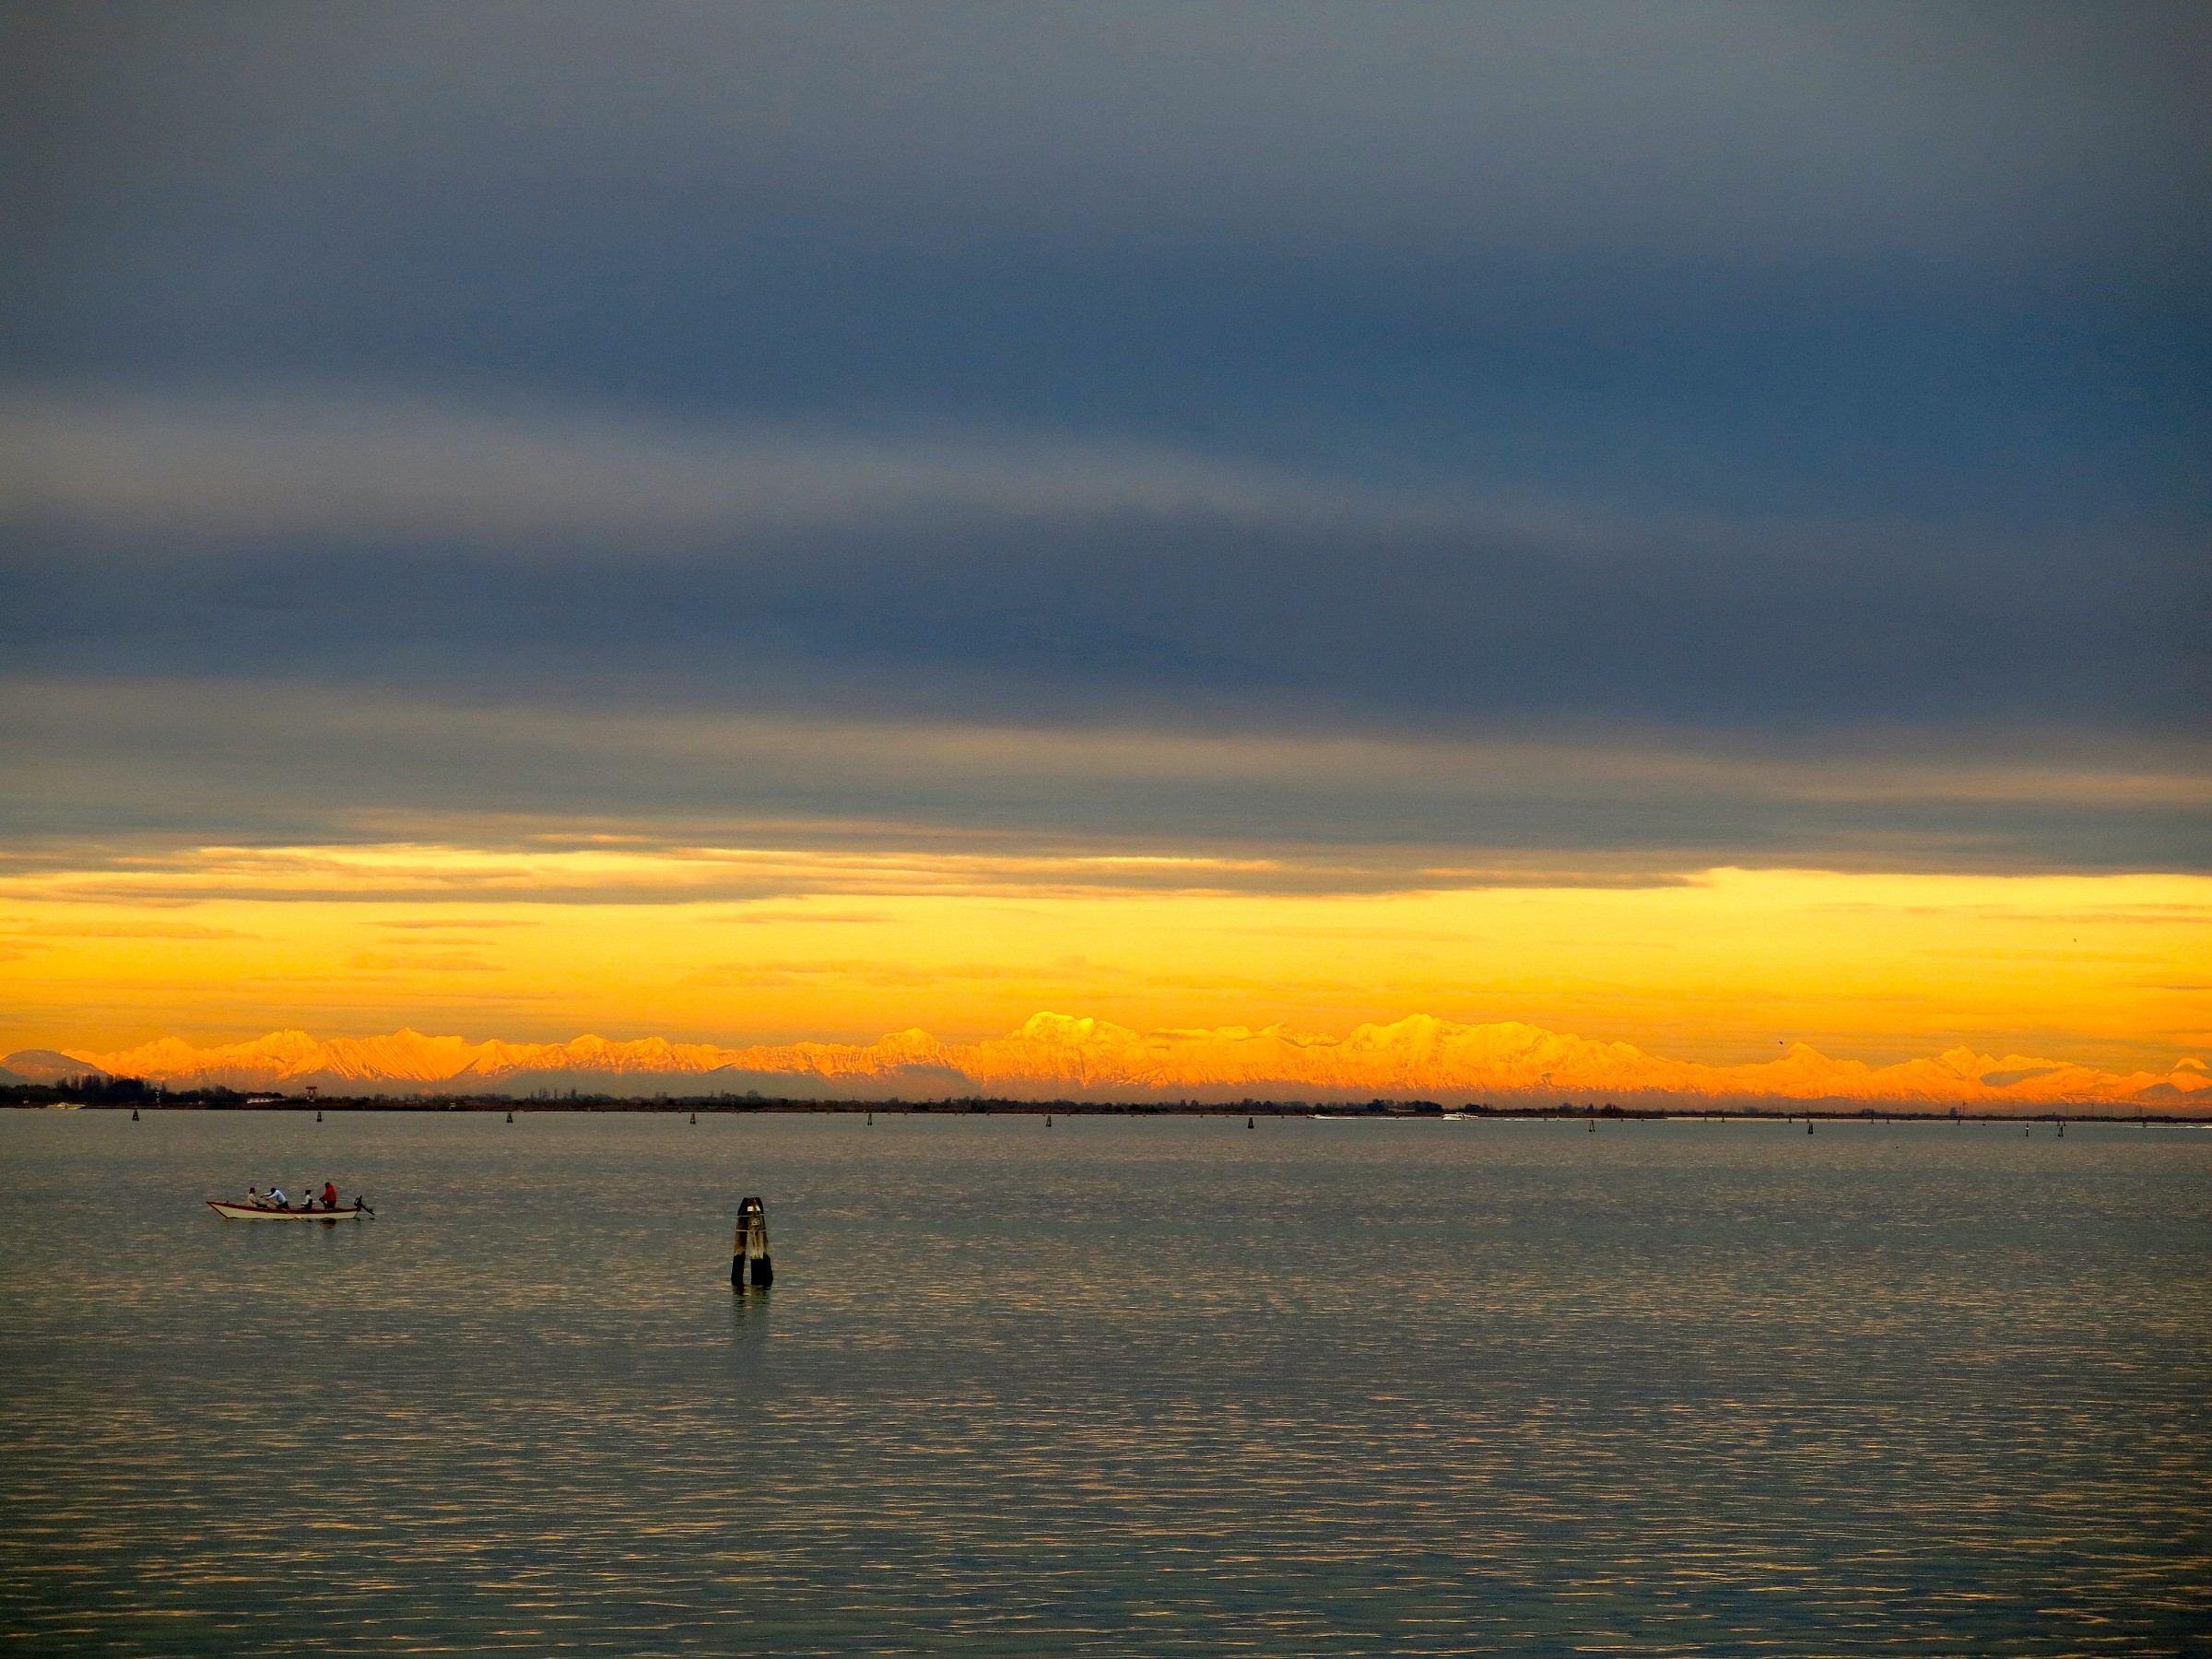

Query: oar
left=355, top=1195, right=377, bottom=1218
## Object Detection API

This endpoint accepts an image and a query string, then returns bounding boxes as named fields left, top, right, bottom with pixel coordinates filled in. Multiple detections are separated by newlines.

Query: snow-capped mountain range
left=23, top=1012, right=2207, bottom=1109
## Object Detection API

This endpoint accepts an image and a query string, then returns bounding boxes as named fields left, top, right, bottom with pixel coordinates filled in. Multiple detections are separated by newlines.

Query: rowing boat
left=206, top=1199, right=372, bottom=1221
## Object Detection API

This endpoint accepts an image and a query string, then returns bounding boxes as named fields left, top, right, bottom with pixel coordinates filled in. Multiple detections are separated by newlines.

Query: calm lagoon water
left=1, top=1108, right=2206, bottom=1656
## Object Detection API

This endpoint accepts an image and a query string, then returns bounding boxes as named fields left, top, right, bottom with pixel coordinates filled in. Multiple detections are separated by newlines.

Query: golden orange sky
left=3, top=847, right=2203, bottom=1074
left=11, top=6, right=2206, bottom=1114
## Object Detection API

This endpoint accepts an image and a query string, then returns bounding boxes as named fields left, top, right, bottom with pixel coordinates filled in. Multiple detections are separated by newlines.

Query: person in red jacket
left=320, top=1182, right=339, bottom=1209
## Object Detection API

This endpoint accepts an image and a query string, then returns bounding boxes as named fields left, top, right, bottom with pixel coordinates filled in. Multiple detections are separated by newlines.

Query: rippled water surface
left=2, top=1109, right=2207, bottom=1656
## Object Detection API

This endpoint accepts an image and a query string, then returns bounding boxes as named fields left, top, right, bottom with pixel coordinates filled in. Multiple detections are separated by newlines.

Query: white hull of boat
left=206, top=1200, right=370, bottom=1221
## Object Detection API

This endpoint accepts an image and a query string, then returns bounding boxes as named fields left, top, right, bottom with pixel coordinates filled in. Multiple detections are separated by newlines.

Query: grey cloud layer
left=4, top=5, right=2203, bottom=884
left=17, top=1, right=2206, bottom=265
left=6, top=679, right=2201, bottom=885
left=6, top=387, right=2190, bottom=740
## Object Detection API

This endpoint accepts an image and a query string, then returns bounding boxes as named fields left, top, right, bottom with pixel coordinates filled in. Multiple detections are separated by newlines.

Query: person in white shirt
left=266, top=1186, right=288, bottom=1208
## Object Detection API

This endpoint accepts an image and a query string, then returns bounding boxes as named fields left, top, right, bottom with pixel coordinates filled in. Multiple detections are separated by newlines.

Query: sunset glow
left=6, top=858, right=2204, bottom=1084
left=7, top=5, right=2203, bottom=1109
left=9, top=13, right=2212, bottom=1653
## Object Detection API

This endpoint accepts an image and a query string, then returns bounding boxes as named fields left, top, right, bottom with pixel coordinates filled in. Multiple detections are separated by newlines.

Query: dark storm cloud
left=2, top=2, right=2205, bottom=874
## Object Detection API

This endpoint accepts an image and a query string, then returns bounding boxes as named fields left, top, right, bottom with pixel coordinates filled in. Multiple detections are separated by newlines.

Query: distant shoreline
left=7, top=1094, right=2206, bottom=1124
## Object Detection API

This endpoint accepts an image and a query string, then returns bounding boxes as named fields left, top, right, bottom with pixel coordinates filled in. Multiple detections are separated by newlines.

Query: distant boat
left=206, top=1198, right=372, bottom=1221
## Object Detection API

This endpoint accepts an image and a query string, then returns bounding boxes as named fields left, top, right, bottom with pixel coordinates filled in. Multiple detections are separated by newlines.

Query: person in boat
left=246, top=1186, right=263, bottom=1208
left=267, top=1185, right=288, bottom=1209
left=321, top=1182, right=339, bottom=1210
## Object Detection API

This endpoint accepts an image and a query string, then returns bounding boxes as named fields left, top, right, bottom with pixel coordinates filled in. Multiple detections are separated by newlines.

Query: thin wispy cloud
left=0, top=387, right=1441, bottom=546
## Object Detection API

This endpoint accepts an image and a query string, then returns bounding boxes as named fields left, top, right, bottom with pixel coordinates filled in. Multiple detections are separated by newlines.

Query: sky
left=3, top=1, right=2206, bottom=1072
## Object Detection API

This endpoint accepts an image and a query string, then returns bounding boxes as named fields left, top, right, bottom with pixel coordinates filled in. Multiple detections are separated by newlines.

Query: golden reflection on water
left=0, top=1111, right=2206, bottom=1655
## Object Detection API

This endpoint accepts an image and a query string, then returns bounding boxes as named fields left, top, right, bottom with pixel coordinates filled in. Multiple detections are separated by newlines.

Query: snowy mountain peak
left=52, top=1015, right=2206, bottom=1108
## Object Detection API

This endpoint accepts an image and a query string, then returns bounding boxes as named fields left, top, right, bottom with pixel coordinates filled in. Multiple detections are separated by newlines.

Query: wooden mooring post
left=732, top=1196, right=773, bottom=1290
